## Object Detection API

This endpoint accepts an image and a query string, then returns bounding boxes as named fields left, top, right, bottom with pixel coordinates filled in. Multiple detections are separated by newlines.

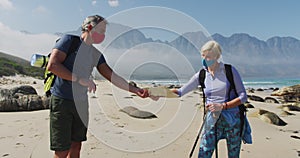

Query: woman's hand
left=206, top=103, right=224, bottom=112
left=171, top=89, right=178, bottom=95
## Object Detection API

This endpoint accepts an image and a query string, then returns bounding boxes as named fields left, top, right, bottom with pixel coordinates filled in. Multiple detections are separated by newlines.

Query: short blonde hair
left=201, top=40, right=222, bottom=59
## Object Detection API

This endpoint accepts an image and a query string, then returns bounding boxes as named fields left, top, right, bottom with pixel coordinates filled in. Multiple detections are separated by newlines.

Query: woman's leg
left=198, top=119, right=225, bottom=158
left=225, top=122, right=242, bottom=158
left=198, top=127, right=217, bottom=158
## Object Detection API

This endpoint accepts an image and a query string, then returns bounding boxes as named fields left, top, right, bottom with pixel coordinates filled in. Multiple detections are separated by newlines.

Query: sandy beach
left=0, top=75, right=299, bottom=158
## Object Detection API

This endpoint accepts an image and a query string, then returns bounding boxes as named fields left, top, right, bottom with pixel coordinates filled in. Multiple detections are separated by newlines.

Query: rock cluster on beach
left=271, top=84, right=300, bottom=102
left=246, top=85, right=300, bottom=126
left=0, top=85, right=49, bottom=111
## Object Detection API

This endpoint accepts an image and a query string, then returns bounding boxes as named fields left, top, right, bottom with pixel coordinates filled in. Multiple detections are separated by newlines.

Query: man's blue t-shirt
left=51, top=34, right=106, bottom=100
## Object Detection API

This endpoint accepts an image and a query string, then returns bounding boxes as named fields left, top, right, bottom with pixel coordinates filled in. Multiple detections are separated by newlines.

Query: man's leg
left=50, top=96, right=76, bottom=157
left=54, top=150, right=69, bottom=158
left=67, top=142, right=82, bottom=158
left=53, top=142, right=82, bottom=158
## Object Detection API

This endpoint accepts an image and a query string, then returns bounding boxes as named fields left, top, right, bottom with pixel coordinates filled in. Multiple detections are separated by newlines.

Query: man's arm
left=47, top=49, right=78, bottom=82
left=47, top=49, right=97, bottom=93
left=97, top=63, right=148, bottom=98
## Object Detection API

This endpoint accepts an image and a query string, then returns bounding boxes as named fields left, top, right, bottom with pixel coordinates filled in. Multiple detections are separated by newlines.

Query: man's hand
left=78, top=78, right=97, bottom=93
left=136, top=88, right=149, bottom=98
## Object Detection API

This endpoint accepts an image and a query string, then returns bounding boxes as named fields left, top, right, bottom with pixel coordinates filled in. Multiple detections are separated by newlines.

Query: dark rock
left=282, top=105, right=300, bottom=112
left=10, top=85, right=37, bottom=96
left=264, top=97, right=280, bottom=103
left=256, top=88, right=264, bottom=91
left=244, top=103, right=255, bottom=108
left=167, top=85, right=175, bottom=89
left=248, top=95, right=265, bottom=102
left=273, top=87, right=279, bottom=91
left=290, top=135, right=300, bottom=139
left=257, top=109, right=287, bottom=126
left=247, top=88, right=255, bottom=93
left=120, top=106, right=157, bottom=119
left=280, top=110, right=295, bottom=116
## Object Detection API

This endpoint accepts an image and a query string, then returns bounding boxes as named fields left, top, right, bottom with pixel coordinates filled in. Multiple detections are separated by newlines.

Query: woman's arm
left=224, top=66, right=247, bottom=109
left=173, top=72, right=200, bottom=97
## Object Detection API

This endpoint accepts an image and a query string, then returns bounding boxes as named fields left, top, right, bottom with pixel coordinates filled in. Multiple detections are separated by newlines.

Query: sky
left=0, top=0, right=300, bottom=60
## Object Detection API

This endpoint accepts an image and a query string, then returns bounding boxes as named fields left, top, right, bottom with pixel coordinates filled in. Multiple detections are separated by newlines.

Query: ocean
left=133, top=77, right=300, bottom=89
left=243, top=77, right=300, bottom=89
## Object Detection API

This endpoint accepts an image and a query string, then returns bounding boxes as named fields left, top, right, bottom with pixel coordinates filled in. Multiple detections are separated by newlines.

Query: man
left=47, top=15, right=149, bottom=158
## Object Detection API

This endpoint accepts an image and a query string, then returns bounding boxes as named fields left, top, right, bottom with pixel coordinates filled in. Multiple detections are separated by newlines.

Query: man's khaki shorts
left=49, top=95, right=88, bottom=151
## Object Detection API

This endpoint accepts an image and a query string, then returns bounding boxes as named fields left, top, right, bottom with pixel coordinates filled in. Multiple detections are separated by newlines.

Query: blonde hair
left=201, top=40, right=222, bottom=59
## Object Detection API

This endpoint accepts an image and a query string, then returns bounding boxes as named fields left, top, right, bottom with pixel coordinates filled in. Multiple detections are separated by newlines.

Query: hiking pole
left=189, top=113, right=207, bottom=158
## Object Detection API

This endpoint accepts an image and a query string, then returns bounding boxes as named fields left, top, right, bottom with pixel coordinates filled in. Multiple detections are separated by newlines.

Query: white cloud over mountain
left=0, top=22, right=58, bottom=60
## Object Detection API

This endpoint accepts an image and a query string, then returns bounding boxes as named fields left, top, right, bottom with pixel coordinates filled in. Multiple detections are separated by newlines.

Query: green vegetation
left=0, top=52, right=44, bottom=78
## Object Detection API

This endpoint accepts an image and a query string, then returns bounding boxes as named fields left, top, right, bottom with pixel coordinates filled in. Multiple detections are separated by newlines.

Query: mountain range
left=92, top=23, right=300, bottom=80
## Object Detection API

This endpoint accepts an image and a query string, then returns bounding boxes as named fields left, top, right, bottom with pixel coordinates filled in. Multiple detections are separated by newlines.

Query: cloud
left=32, top=5, right=48, bottom=14
left=0, top=22, right=58, bottom=60
left=100, top=43, right=197, bottom=80
left=108, top=0, right=119, bottom=7
left=92, top=0, right=97, bottom=6
left=0, top=0, right=14, bottom=10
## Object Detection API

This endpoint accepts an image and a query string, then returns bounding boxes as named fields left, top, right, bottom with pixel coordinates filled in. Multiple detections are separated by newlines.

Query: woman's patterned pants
left=198, top=114, right=242, bottom=158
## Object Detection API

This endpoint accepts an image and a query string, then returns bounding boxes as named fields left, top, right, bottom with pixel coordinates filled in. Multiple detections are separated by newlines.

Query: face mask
left=91, top=31, right=105, bottom=44
left=202, top=59, right=216, bottom=67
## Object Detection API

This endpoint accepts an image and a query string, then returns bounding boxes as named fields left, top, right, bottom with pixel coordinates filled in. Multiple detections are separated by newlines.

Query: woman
left=172, top=40, right=252, bottom=158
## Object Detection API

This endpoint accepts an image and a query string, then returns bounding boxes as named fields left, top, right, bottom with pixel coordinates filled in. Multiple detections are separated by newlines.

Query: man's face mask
left=91, top=31, right=105, bottom=44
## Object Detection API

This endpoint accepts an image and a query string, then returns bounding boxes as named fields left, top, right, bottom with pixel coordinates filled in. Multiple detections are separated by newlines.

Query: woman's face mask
left=202, top=58, right=216, bottom=67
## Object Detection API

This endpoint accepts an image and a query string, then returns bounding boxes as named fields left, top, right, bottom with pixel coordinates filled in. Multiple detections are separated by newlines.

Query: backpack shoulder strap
left=198, top=68, right=207, bottom=119
left=199, top=69, right=206, bottom=89
left=68, top=35, right=81, bottom=54
left=224, top=64, right=237, bottom=96
left=225, top=64, right=247, bottom=137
